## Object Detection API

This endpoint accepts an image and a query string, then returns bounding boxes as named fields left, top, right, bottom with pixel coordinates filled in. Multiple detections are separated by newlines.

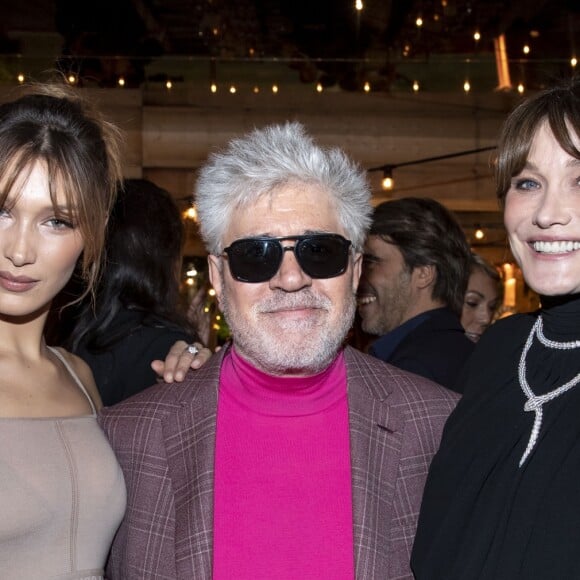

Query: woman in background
left=461, top=252, right=502, bottom=342
left=412, top=79, right=580, bottom=579
left=68, top=178, right=203, bottom=406
left=0, top=85, right=125, bottom=578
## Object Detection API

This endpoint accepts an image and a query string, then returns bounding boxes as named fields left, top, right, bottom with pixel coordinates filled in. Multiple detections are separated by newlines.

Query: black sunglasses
left=222, top=234, right=353, bottom=283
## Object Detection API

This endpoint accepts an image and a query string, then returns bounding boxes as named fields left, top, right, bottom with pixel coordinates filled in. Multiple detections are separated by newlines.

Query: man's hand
left=151, top=341, right=213, bottom=383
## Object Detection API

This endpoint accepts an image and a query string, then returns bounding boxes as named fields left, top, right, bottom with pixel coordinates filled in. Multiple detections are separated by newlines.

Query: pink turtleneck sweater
left=212, top=347, right=354, bottom=579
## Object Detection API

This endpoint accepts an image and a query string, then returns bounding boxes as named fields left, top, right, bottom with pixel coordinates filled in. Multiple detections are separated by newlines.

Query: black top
left=411, top=295, right=580, bottom=579
left=370, top=307, right=474, bottom=392
left=76, top=307, right=194, bottom=407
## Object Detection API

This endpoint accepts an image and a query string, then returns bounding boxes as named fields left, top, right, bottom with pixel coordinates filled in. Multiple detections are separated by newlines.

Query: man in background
left=357, top=197, right=474, bottom=392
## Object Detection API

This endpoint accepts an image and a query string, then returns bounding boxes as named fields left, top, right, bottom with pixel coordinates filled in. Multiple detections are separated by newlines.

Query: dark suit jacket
left=99, top=345, right=458, bottom=580
left=370, top=307, right=474, bottom=393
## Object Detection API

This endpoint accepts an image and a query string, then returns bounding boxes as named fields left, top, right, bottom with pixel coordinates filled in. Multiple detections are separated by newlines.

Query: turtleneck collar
left=540, top=294, right=580, bottom=340
left=219, top=347, right=347, bottom=417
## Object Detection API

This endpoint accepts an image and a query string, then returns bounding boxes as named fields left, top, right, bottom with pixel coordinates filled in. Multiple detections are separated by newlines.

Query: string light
left=363, top=81, right=371, bottom=92
left=523, top=44, right=530, bottom=55
left=229, top=85, right=237, bottom=94
left=67, top=74, right=77, bottom=85
left=118, top=77, right=125, bottom=87
left=272, top=84, right=279, bottom=94
left=571, top=57, right=578, bottom=68
left=463, top=80, right=471, bottom=93
left=316, top=82, right=323, bottom=93
left=210, top=83, right=217, bottom=93
left=416, top=17, right=423, bottom=28
left=208, top=288, right=217, bottom=297
left=17, top=73, right=24, bottom=83
left=517, top=83, right=525, bottom=94
left=412, top=80, right=420, bottom=92
left=165, top=80, right=173, bottom=90
left=355, top=0, right=363, bottom=10
left=473, top=31, right=481, bottom=41
left=474, top=227, right=485, bottom=240
left=253, top=86, right=260, bottom=93
left=183, top=205, right=198, bottom=221
left=381, top=168, right=394, bottom=191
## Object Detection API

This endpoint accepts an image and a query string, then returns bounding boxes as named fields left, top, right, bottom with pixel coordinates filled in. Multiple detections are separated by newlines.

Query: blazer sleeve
left=100, top=407, right=178, bottom=580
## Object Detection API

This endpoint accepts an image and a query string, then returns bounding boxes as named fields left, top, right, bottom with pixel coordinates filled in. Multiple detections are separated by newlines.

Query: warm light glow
left=213, top=323, right=220, bottom=330
left=208, top=288, right=217, bottom=297
left=165, top=80, right=173, bottom=89
left=212, top=27, right=219, bottom=36
left=494, top=34, right=512, bottom=90
left=316, top=82, right=323, bottom=93
left=530, top=30, right=540, bottom=38
left=186, top=266, right=198, bottom=277
left=523, top=44, right=530, bottom=55
left=17, top=73, right=24, bottom=83
left=210, top=83, right=217, bottom=93
left=184, top=206, right=198, bottom=221
left=229, top=85, right=237, bottom=94
left=355, top=0, right=363, bottom=10
left=249, top=47, right=255, bottom=56
left=118, top=77, right=125, bottom=87
left=412, top=80, right=420, bottom=92
left=216, top=315, right=221, bottom=321
left=571, top=57, right=578, bottom=68
left=463, top=80, right=471, bottom=93
left=363, top=81, right=371, bottom=92
left=416, top=17, right=423, bottom=27
left=474, top=228, right=485, bottom=240
left=517, top=83, right=525, bottom=94
left=67, top=74, right=77, bottom=85
left=441, top=0, right=448, bottom=6
left=382, top=176, right=394, bottom=190
left=186, top=278, right=195, bottom=286
left=253, top=86, right=260, bottom=93
left=272, top=84, right=279, bottom=94
left=473, top=31, right=481, bottom=41
left=204, top=306, right=210, bottom=313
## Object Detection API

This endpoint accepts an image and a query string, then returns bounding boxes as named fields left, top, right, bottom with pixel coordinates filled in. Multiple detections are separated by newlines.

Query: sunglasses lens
left=226, top=239, right=282, bottom=282
left=296, top=235, right=350, bottom=278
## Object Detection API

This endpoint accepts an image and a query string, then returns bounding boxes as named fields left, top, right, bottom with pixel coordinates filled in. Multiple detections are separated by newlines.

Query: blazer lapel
left=163, top=350, right=225, bottom=580
left=345, top=347, right=405, bottom=578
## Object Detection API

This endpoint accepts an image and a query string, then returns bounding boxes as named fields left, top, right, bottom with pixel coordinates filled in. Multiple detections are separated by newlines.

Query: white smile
left=357, top=295, right=376, bottom=306
left=532, top=241, right=580, bottom=254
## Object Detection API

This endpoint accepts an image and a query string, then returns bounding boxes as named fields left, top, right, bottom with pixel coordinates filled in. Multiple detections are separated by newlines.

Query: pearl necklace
left=518, top=315, right=580, bottom=467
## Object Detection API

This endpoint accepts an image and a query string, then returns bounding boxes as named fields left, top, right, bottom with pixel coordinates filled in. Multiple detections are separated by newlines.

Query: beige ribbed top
left=0, top=347, right=126, bottom=579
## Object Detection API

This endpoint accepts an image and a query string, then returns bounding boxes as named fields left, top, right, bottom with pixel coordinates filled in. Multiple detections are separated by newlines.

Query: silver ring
left=186, top=344, right=199, bottom=356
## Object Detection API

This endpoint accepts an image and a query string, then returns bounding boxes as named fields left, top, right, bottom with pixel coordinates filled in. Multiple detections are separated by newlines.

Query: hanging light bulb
left=473, top=31, right=481, bottom=42
left=474, top=227, right=485, bottom=241
left=316, top=82, right=323, bottom=93
left=412, top=80, right=420, bottom=92
left=363, top=81, right=371, bottom=92
left=463, top=80, right=471, bottom=93
left=571, top=57, right=578, bottom=68
left=165, top=80, right=173, bottom=90
left=118, top=77, right=125, bottom=87
left=517, top=83, right=525, bottom=94
left=381, top=168, right=394, bottom=191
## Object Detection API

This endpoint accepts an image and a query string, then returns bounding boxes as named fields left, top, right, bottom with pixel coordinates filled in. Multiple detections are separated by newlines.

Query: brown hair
left=495, top=78, right=580, bottom=205
left=0, top=84, right=123, bottom=298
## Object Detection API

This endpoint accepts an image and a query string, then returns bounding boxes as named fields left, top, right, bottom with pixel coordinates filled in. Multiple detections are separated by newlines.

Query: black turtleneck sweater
left=411, top=295, right=580, bottom=579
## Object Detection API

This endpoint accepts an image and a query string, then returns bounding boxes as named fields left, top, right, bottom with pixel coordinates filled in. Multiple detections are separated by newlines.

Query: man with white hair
left=100, top=122, right=458, bottom=580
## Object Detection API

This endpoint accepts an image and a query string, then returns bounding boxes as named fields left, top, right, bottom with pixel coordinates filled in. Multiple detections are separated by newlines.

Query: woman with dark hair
left=461, top=252, right=502, bottom=343
left=412, top=78, right=580, bottom=578
left=68, top=178, right=203, bottom=406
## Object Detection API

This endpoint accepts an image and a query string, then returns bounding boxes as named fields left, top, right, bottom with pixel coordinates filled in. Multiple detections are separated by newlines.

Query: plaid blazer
left=99, top=345, right=458, bottom=580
